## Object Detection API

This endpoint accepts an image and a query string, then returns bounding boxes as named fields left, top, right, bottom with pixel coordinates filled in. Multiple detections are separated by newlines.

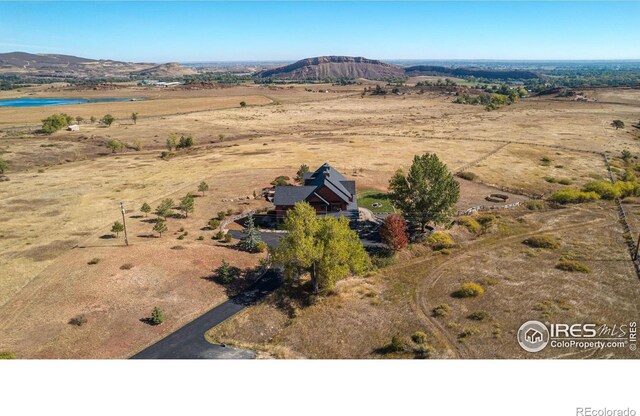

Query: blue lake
left=0, top=97, right=142, bottom=108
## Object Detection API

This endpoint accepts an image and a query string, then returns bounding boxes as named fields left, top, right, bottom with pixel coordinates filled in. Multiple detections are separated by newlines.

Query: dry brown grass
left=1, top=83, right=639, bottom=358
left=210, top=206, right=639, bottom=359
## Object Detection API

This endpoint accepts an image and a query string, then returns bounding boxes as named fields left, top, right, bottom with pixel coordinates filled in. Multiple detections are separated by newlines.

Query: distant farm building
left=67, top=124, right=80, bottom=131
left=274, top=163, right=357, bottom=220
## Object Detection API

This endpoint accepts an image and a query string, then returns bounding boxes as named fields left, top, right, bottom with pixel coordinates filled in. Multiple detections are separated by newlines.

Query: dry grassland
left=1, top=83, right=638, bottom=358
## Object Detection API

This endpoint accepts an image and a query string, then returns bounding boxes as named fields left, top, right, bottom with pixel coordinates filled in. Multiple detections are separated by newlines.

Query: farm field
left=0, top=82, right=639, bottom=358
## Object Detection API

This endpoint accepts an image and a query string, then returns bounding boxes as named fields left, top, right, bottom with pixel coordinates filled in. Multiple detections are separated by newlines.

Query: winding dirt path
left=384, top=207, right=608, bottom=358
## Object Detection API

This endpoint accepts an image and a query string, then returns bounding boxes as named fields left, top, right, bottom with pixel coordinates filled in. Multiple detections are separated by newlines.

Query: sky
left=1, top=1, right=639, bottom=63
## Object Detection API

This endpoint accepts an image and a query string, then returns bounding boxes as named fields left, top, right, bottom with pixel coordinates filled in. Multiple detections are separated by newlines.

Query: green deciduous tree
left=177, top=134, right=194, bottom=149
left=111, top=221, right=124, bottom=237
left=388, top=153, right=460, bottom=232
left=179, top=194, right=195, bottom=218
left=166, top=133, right=178, bottom=151
left=198, top=181, right=209, bottom=196
left=239, top=214, right=262, bottom=253
left=295, top=164, right=310, bottom=184
left=273, top=202, right=370, bottom=294
left=101, top=114, right=115, bottom=127
left=106, top=139, right=124, bottom=153
left=140, top=202, right=151, bottom=217
left=41, top=113, right=72, bottom=134
left=239, top=101, right=247, bottom=108
left=153, top=218, right=167, bottom=237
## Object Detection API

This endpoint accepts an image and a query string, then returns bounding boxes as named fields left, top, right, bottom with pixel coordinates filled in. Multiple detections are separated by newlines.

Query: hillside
left=257, top=56, right=405, bottom=80
left=0, top=52, right=179, bottom=79
left=132, top=62, right=197, bottom=78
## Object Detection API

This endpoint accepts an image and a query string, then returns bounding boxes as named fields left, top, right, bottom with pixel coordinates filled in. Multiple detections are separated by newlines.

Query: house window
left=331, top=203, right=341, bottom=212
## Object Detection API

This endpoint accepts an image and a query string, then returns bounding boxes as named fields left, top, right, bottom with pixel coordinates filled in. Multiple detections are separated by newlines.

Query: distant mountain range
left=0, top=52, right=541, bottom=81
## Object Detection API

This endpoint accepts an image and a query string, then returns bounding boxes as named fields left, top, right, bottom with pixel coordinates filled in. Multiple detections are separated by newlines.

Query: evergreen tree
left=198, top=181, right=209, bottom=196
left=217, top=259, right=235, bottom=284
left=179, top=194, right=195, bottom=218
left=153, top=218, right=167, bottom=237
left=612, top=120, right=625, bottom=129
left=239, top=214, right=262, bottom=252
left=155, top=198, right=174, bottom=219
left=295, top=164, right=310, bottom=184
left=151, top=307, right=165, bottom=325
left=140, top=202, right=151, bottom=217
left=111, top=221, right=124, bottom=237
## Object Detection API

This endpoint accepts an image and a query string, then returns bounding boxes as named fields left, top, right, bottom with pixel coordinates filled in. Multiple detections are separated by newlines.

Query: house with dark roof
left=274, top=163, right=358, bottom=220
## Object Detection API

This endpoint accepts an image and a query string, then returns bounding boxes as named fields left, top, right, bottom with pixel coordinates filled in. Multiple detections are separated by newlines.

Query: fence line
left=603, top=153, right=640, bottom=278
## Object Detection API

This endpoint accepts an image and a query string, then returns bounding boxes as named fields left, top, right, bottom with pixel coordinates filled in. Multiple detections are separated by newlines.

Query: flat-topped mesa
left=257, top=55, right=405, bottom=80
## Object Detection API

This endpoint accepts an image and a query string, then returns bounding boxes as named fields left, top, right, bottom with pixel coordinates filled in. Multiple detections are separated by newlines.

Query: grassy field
left=357, top=188, right=394, bottom=213
left=1, top=82, right=639, bottom=358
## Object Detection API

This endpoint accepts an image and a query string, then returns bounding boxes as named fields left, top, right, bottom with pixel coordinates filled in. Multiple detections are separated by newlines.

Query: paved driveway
left=131, top=269, right=281, bottom=359
left=227, top=230, right=285, bottom=248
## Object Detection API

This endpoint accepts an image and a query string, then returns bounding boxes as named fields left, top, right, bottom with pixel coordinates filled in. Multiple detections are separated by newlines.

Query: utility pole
left=635, top=232, right=640, bottom=261
left=120, top=202, right=129, bottom=246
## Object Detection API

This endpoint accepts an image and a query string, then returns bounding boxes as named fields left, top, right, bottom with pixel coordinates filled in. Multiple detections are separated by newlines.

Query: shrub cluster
left=522, top=235, right=560, bottom=249
left=551, top=181, right=640, bottom=204
left=68, top=314, right=88, bottom=326
left=456, top=216, right=481, bottom=234
left=432, top=304, right=451, bottom=317
left=457, top=171, right=477, bottom=181
left=548, top=188, right=600, bottom=204
left=475, top=214, right=496, bottom=227
left=426, top=232, right=456, bottom=250
left=411, top=332, right=428, bottom=344
left=468, top=311, right=490, bottom=321
left=526, top=200, right=545, bottom=210
left=556, top=260, right=590, bottom=273
left=453, top=282, right=484, bottom=298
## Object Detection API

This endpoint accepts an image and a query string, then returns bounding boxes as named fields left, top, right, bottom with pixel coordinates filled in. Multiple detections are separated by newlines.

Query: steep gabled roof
left=304, top=163, right=352, bottom=203
left=274, top=186, right=316, bottom=206
left=275, top=163, right=357, bottom=207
